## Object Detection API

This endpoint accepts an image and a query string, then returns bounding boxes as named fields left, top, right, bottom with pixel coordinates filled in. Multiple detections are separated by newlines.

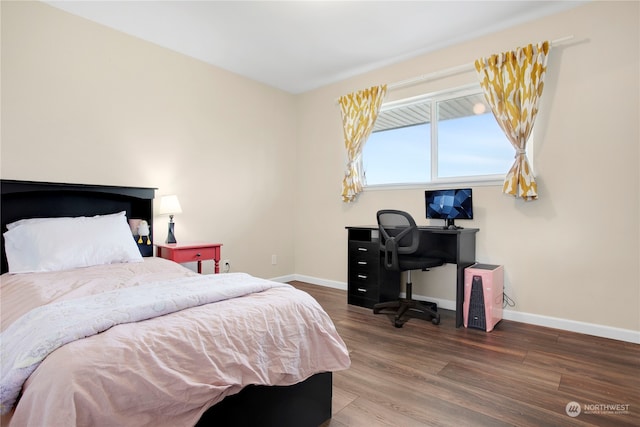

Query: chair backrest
left=377, top=210, right=420, bottom=270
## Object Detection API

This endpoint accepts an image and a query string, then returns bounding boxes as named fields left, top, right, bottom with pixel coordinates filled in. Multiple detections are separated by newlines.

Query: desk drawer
left=350, top=255, right=376, bottom=274
left=348, top=271, right=377, bottom=292
left=348, top=264, right=380, bottom=304
left=347, top=238, right=400, bottom=309
left=348, top=241, right=378, bottom=260
left=348, top=242, right=378, bottom=273
left=347, top=293, right=377, bottom=309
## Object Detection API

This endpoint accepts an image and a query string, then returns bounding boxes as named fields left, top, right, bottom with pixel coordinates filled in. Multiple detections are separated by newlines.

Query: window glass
left=436, top=93, right=513, bottom=178
left=364, top=124, right=431, bottom=185
left=362, top=85, right=516, bottom=187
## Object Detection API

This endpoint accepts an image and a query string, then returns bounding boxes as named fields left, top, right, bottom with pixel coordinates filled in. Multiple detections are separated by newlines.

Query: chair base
left=373, top=298, right=440, bottom=327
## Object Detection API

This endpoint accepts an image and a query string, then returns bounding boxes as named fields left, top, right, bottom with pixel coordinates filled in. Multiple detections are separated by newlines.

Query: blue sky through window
left=363, top=112, right=513, bottom=185
left=364, top=124, right=430, bottom=185
left=438, top=113, right=513, bottom=177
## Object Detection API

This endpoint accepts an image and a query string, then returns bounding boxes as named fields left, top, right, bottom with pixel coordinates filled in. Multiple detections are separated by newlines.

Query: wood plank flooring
left=288, top=281, right=640, bottom=427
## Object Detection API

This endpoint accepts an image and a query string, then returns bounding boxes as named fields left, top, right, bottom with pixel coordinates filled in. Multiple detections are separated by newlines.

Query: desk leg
left=197, top=261, right=203, bottom=274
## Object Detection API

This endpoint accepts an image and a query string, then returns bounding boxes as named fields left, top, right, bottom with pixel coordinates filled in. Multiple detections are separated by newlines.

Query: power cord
left=503, top=292, right=515, bottom=308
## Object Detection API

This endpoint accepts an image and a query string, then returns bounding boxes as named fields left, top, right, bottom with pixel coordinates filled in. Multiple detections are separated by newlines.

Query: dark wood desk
left=346, top=226, right=478, bottom=327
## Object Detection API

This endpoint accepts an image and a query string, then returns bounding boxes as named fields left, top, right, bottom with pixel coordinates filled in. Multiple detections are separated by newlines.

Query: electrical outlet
left=221, top=259, right=231, bottom=273
left=271, top=254, right=277, bottom=265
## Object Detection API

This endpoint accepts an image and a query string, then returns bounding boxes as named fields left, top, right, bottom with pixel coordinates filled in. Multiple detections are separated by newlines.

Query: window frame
left=363, top=83, right=530, bottom=191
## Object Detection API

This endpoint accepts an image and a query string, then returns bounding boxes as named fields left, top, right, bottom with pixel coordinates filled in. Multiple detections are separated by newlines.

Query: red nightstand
left=155, top=242, right=223, bottom=274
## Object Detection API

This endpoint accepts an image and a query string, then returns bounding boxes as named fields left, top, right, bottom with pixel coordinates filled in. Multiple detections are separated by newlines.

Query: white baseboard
left=500, top=310, right=640, bottom=344
left=276, top=274, right=640, bottom=344
left=269, top=274, right=298, bottom=284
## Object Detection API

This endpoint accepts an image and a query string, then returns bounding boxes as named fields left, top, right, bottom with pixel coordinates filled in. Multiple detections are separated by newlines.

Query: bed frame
left=1, top=179, right=156, bottom=272
left=0, top=179, right=333, bottom=427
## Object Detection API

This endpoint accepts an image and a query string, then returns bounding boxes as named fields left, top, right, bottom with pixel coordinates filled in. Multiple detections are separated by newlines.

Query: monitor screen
left=425, top=188, right=473, bottom=228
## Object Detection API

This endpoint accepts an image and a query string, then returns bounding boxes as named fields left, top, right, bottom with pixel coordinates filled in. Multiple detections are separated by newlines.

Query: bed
left=0, top=179, right=350, bottom=427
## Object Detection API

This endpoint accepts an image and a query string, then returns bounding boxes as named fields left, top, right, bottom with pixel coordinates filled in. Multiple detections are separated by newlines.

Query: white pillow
left=5, top=211, right=125, bottom=230
left=3, top=211, right=143, bottom=273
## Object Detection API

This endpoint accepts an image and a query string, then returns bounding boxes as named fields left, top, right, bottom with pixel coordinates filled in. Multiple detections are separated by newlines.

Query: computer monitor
left=425, top=188, right=473, bottom=229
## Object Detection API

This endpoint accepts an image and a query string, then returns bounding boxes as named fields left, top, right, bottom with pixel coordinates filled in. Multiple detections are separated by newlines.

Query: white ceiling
left=44, top=1, right=585, bottom=94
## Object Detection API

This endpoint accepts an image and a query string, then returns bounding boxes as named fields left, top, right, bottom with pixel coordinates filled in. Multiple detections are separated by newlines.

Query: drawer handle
left=196, top=253, right=201, bottom=257
left=357, top=288, right=367, bottom=293
left=357, top=261, right=367, bottom=265
left=357, top=247, right=368, bottom=252
left=357, top=274, right=367, bottom=279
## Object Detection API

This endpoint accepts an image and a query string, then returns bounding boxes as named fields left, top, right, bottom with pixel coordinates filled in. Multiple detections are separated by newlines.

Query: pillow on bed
left=3, top=211, right=143, bottom=273
left=5, top=211, right=125, bottom=230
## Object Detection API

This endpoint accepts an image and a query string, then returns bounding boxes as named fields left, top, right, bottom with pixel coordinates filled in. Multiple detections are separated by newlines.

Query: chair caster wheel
left=394, top=320, right=404, bottom=328
left=432, top=317, right=440, bottom=325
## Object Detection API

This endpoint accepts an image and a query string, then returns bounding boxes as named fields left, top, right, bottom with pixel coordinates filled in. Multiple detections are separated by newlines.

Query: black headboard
left=1, top=179, right=156, bottom=273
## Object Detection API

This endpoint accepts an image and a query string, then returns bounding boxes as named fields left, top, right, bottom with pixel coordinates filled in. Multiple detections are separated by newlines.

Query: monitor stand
left=445, top=219, right=463, bottom=230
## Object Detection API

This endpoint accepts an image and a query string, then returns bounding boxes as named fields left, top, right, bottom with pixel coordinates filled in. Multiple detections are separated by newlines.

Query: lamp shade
left=159, top=195, right=182, bottom=215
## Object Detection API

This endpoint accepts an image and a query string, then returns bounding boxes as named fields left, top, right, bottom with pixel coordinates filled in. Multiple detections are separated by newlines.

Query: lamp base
left=166, top=221, right=177, bottom=244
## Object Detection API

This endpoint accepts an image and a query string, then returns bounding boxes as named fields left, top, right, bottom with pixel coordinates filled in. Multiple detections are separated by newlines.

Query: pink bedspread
left=0, top=258, right=350, bottom=427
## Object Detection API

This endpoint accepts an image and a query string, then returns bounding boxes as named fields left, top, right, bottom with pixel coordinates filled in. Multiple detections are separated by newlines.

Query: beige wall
left=1, top=2, right=638, bottom=340
left=1, top=1, right=298, bottom=278
left=295, top=1, right=639, bottom=339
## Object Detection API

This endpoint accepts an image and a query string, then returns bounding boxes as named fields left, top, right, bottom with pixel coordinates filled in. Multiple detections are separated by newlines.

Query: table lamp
left=159, top=195, right=182, bottom=244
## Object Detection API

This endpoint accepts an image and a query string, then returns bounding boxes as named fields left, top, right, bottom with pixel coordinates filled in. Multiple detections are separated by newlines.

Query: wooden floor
left=288, top=281, right=640, bottom=427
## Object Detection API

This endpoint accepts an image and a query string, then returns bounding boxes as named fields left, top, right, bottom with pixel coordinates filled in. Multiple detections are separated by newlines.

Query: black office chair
left=373, top=210, right=444, bottom=328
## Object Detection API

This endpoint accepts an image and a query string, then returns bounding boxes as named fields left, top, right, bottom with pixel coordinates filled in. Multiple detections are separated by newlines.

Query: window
left=362, top=84, right=517, bottom=187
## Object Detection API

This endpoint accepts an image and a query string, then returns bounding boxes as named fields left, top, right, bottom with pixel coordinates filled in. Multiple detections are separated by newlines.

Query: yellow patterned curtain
left=339, top=85, right=387, bottom=203
left=474, top=41, right=550, bottom=201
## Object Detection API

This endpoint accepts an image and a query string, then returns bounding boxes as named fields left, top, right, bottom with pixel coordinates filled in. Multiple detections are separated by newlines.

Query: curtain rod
left=387, top=35, right=574, bottom=91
